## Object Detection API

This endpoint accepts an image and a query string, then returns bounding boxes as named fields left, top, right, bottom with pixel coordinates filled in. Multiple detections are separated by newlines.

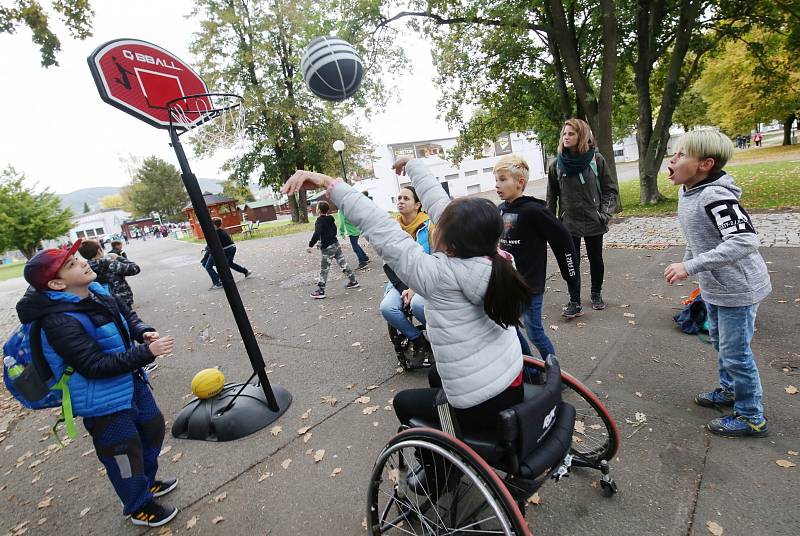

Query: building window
left=464, top=170, right=478, bottom=177
left=77, top=231, right=86, bottom=239
left=467, top=184, right=481, bottom=194
left=390, top=197, right=395, bottom=203
left=95, top=227, right=104, bottom=236
left=444, top=173, right=458, bottom=181
left=482, top=167, right=494, bottom=173
left=613, top=148, right=624, bottom=157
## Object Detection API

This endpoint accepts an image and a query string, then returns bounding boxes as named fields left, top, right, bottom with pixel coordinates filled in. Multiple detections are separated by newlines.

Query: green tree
left=0, top=166, right=73, bottom=259
left=222, top=177, right=256, bottom=204
left=82, top=201, right=90, bottom=213
left=100, top=193, right=128, bottom=210
left=190, top=0, right=401, bottom=222
left=672, top=88, right=709, bottom=132
left=121, top=157, right=188, bottom=221
left=695, top=24, right=800, bottom=144
left=0, top=0, right=93, bottom=67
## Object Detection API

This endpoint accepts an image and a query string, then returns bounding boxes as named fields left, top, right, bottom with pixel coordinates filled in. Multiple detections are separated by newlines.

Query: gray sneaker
left=562, top=301, right=584, bottom=318
left=591, top=292, right=606, bottom=310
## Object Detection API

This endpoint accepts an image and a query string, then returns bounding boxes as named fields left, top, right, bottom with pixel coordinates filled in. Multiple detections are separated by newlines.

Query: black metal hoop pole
left=168, top=126, right=280, bottom=412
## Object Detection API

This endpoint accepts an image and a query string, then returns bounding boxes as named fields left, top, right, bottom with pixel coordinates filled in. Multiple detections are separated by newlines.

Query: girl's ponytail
left=484, top=254, right=532, bottom=328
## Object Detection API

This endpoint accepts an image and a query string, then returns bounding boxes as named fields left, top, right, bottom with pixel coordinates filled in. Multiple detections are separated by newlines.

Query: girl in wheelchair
left=283, top=155, right=531, bottom=435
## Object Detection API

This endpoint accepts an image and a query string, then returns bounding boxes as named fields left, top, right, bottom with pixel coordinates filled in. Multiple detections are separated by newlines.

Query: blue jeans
left=380, top=283, right=426, bottom=340
left=348, top=235, right=369, bottom=264
left=520, top=293, right=555, bottom=359
left=706, top=302, right=764, bottom=421
left=203, top=246, right=248, bottom=285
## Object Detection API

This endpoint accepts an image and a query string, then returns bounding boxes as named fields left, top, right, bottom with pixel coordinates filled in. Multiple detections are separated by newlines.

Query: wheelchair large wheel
left=523, top=356, right=619, bottom=464
left=367, top=428, right=529, bottom=535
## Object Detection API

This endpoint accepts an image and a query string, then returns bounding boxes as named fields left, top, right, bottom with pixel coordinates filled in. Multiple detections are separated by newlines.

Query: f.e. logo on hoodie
left=704, top=200, right=755, bottom=238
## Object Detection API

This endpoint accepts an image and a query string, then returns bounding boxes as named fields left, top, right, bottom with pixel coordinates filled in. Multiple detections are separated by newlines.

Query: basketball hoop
left=167, top=93, right=245, bottom=148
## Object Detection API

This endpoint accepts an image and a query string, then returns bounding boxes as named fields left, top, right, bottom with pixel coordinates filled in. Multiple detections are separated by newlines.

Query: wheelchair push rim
left=523, top=356, right=620, bottom=464
left=367, top=428, right=530, bottom=536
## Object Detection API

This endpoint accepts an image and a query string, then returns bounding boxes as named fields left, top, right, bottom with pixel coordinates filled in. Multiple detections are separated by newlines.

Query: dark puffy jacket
left=16, top=282, right=156, bottom=417
left=88, top=256, right=140, bottom=308
left=546, top=152, right=619, bottom=237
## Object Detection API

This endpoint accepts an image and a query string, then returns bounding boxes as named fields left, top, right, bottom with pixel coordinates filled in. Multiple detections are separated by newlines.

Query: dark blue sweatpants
left=83, top=375, right=165, bottom=515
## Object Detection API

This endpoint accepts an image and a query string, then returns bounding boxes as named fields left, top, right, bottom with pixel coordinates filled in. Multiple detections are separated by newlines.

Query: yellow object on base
left=191, top=368, right=225, bottom=399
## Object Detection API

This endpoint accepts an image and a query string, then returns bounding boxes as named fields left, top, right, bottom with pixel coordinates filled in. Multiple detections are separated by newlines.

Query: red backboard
left=88, top=39, right=210, bottom=129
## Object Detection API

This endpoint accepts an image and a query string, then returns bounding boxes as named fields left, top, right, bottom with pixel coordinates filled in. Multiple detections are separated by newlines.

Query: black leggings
left=393, top=367, right=524, bottom=434
left=572, top=234, right=605, bottom=295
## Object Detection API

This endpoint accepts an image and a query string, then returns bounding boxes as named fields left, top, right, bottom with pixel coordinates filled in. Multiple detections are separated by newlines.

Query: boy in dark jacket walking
left=18, top=241, right=178, bottom=526
left=664, top=130, right=771, bottom=438
left=78, top=239, right=141, bottom=309
left=495, top=155, right=581, bottom=357
left=308, top=201, right=359, bottom=299
left=202, top=218, right=253, bottom=289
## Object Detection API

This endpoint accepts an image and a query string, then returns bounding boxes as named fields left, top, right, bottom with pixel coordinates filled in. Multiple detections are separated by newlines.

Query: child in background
left=78, top=240, right=140, bottom=309
left=308, top=201, right=360, bottom=299
left=664, top=129, right=771, bottom=437
left=17, top=242, right=178, bottom=526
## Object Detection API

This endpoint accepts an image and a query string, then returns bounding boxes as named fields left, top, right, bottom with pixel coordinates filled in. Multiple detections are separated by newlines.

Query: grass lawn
left=0, top=262, right=25, bottom=282
left=728, top=143, right=800, bottom=164
left=619, top=160, right=800, bottom=217
left=178, top=216, right=318, bottom=244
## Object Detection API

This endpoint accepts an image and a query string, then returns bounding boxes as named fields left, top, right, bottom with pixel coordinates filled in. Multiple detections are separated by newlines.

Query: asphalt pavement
left=0, top=233, right=798, bottom=536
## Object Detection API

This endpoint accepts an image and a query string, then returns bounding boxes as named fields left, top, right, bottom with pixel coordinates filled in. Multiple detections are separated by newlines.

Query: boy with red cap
left=17, top=241, right=179, bottom=527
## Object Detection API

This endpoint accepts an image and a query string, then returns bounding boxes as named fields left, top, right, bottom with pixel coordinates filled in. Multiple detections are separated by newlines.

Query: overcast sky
left=0, top=1, right=453, bottom=194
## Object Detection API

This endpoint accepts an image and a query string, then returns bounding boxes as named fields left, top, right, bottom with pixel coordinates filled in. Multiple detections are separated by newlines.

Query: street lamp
left=332, top=139, right=348, bottom=183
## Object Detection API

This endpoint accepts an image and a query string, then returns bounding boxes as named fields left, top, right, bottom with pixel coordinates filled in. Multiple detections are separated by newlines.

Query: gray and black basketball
left=301, top=36, right=363, bottom=102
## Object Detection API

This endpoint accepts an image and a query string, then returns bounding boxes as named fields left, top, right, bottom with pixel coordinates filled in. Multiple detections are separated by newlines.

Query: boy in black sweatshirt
left=495, top=155, right=582, bottom=358
left=307, top=201, right=359, bottom=299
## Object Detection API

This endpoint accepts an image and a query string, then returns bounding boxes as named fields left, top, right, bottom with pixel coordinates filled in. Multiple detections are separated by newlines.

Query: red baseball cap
left=24, top=239, right=83, bottom=291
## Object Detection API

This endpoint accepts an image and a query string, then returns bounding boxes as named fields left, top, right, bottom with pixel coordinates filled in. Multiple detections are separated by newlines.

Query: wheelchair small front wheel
left=367, top=428, right=529, bottom=535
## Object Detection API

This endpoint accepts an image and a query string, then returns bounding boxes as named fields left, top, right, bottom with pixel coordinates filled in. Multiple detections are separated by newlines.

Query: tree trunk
left=288, top=193, right=300, bottom=223
left=297, top=191, right=309, bottom=223
left=783, top=113, right=796, bottom=145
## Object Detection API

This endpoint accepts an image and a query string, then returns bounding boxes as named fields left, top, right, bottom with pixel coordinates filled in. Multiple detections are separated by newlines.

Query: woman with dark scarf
left=546, top=118, right=619, bottom=317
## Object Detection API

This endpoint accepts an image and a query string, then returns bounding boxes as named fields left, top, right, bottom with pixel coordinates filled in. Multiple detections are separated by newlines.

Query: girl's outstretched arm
left=282, top=171, right=443, bottom=297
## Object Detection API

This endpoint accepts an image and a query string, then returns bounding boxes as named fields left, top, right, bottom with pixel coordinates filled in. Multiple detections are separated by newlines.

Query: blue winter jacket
left=15, top=282, right=156, bottom=417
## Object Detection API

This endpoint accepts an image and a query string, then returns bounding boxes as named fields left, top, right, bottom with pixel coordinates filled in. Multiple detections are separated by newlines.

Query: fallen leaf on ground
left=330, top=467, right=342, bottom=477
left=211, top=516, right=224, bottom=524
left=351, top=342, right=361, bottom=347
left=574, top=421, right=586, bottom=435
left=775, top=459, right=796, bottom=468
left=635, top=412, right=647, bottom=423
left=635, top=392, right=642, bottom=397
left=549, top=325, right=559, bottom=331
left=320, top=396, right=337, bottom=406
left=258, top=472, right=273, bottom=482
left=785, top=385, right=798, bottom=395
left=787, top=450, right=799, bottom=456
left=270, top=426, right=282, bottom=436
left=303, top=433, right=312, bottom=443
left=314, top=449, right=325, bottom=463
left=37, top=496, right=53, bottom=508
left=186, top=516, right=198, bottom=529
left=345, top=383, right=356, bottom=389
left=527, top=493, right=542, bottom=505
left=159, top=445, right=172, bottom=457
left=623, top=312, right=635, bottom=318
left=366, top=385, right=379, bottom=390
left=301, top=408, right=312, bottom=419
left=355, top=396, right=370, bottom=404
left=157, top=528, right=173, bottom=536
left=297, top=426, right=311, bottom=435
left=79, top=507, right=90, bottom=518
left=281, top=458, right=292, bottom=470
left=213, top=492, right=227, bottom=502
left=706, top=520, right=724, bottom=535
left=363, top=405, right=380, bottom=415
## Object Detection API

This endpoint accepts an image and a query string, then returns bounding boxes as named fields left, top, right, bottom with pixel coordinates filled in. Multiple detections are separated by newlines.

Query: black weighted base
left=171, top=383, right=292, bottom=442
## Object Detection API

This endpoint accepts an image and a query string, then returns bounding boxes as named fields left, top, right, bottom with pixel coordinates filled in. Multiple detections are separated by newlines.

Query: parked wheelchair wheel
left=367, top=428, right=529, bottom=536
left=523, top=356, right=619, bottom=464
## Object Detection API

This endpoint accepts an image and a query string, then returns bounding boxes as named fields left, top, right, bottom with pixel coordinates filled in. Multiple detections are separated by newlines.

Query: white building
left=362, top=132, right=546, bottom=211
left=69, top=209, right=131, bottom=241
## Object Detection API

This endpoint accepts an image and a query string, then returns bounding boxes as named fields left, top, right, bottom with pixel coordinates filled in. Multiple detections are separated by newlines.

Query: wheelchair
left=366, top=355, right=620, bottom=535
left=387, top=310, right=434, bottom=371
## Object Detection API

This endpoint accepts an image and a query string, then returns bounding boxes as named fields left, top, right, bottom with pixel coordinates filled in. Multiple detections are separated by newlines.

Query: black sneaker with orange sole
left=130, top=500, right=178, bottom=527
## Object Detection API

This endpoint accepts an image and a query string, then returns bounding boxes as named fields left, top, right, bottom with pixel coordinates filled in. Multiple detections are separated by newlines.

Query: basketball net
left=167, top=93, right=246, bottom=150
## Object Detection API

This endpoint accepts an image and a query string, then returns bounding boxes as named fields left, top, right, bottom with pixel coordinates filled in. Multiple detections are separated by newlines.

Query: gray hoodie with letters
left=678, top=172, right=771, bottom=307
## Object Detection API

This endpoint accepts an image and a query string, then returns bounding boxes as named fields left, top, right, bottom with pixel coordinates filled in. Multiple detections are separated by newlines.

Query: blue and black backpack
left=673, top=288, right=709, bottom=335
left=3, top=315, right=77, bottom=443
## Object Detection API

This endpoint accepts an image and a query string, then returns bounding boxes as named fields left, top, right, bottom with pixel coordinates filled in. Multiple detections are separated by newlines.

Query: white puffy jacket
left=330, top=159, right=522, bottom=408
